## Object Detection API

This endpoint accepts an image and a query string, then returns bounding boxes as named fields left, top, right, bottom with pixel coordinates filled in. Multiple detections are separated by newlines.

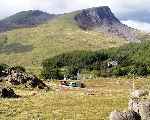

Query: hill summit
left=75, top=6, right=138, bottom=42
left=0, top=10, right=56, bottom=32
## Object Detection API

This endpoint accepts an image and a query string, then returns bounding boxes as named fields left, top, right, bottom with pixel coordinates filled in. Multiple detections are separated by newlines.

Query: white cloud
left=0, top=0, right=110, bottom=19
left=122, top=20, right=150, bottom=32
left=0, top=0, right=150, bottom=26
left=0, top=0, right=150, bottom=31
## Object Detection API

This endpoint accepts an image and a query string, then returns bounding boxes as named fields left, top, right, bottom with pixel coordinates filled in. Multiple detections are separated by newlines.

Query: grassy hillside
left=0, top=13, right=127, bottom=74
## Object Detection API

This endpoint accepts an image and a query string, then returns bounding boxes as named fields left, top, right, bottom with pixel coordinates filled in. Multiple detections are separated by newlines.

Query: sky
left=0, top=0, right=150, bottom=31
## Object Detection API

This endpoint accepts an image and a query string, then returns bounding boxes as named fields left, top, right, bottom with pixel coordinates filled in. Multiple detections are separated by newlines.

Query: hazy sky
left=0, top=0, right=150, bottom=31
left=0, top=0, right=149, bottom=18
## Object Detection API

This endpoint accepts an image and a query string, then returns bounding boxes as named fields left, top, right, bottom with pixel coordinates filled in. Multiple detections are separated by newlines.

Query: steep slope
left=0, top=12, right=128, bottom=74
left=75, top=6, right=139, bottom=42
left=0, top=10, right=56, bottom=32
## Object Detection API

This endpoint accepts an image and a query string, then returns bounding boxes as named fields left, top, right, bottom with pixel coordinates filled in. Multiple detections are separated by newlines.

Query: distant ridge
left=74, top=6, right=139, bottom=42
left=0, top=10, right=56, bottom=32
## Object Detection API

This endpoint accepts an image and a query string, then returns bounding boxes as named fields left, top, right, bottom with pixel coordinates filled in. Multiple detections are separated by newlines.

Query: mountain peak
left=0, top=10, right=56, bottom=32
left=74, top=6, right=120, bottom=29
left=74, top=6, right=138, bottom=42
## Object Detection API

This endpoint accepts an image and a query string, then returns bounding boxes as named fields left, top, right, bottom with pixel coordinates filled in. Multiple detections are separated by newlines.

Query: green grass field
left=0, top=77, right=149, bottom=120
left=0, top=13, right=128, bottom=74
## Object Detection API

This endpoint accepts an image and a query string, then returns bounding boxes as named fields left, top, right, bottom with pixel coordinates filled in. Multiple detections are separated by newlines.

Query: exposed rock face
left=0, top=10, right=56, bottom=32
left=75, top=6, right=138, bottom=42
left=75, top=6, right=120, bottom=29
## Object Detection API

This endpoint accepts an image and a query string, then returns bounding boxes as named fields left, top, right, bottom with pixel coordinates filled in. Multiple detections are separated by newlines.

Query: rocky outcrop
left=75, top=6, right=120, bottom=29
left=75, top=6, right=138, bottom=42
left=1, top=67, right=48, bottom=90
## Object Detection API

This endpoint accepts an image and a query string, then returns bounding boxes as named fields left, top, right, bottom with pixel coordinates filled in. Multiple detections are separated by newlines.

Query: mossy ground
left=0, top=77, right=149, bottom=120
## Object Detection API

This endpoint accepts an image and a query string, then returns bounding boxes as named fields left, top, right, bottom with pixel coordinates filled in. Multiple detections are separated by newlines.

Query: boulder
left=139, top=100, right=150, bottom=120
left=128, top=97, right=150, bottom=120
left=128, top=98, right=140, bottom=113
left=0, top=86, right=17, bottom=98
left=26, top=75, right=47, bottom=89
left=109, top=110, right=141, bottom=120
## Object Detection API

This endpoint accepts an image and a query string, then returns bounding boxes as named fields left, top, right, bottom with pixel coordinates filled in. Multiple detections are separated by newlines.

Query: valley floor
left=0, top=77, right=149, bottom=120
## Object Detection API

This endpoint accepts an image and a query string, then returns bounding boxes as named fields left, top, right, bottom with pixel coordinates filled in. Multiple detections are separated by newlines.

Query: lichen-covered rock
left=109, top=111, right=125, bottom=120
left=131, top=90, right=149, bottom=98
left=128, top=98, right=140, bottom=113
left=109, top=110, right=141, bottom=120
left=139, top=100, right=150, bottom=120
left=128, top=97, right=150, bottom=120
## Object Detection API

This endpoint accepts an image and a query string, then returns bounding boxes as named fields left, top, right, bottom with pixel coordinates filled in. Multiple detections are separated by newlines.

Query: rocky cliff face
left=75, top=6, right=120, bottom=29
left=75, top=6, right=138, bottom=42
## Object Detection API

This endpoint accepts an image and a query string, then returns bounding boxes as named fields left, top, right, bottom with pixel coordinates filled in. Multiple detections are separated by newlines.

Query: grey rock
left=139, top=100, right=150, bottom=120
left=128, top=98, right=140, bottom=113
left=0, top=86, right=17, bottom=98
left=75, top=6, right=139, bottom=42
left=131, top=90, right=149, bottom=98
left=110, top=111, right=141, bottom=120
left=128, top=98, right=150, bottom=120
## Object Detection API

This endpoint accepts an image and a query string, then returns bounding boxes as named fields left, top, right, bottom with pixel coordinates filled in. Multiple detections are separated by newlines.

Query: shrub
left=41, top=51, right=109, bottom=79
left=41, top=68, right=63, bottom=80
left=41, top=41, right=150, bottom=79
left=112, top=67, right=128, bottom=76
